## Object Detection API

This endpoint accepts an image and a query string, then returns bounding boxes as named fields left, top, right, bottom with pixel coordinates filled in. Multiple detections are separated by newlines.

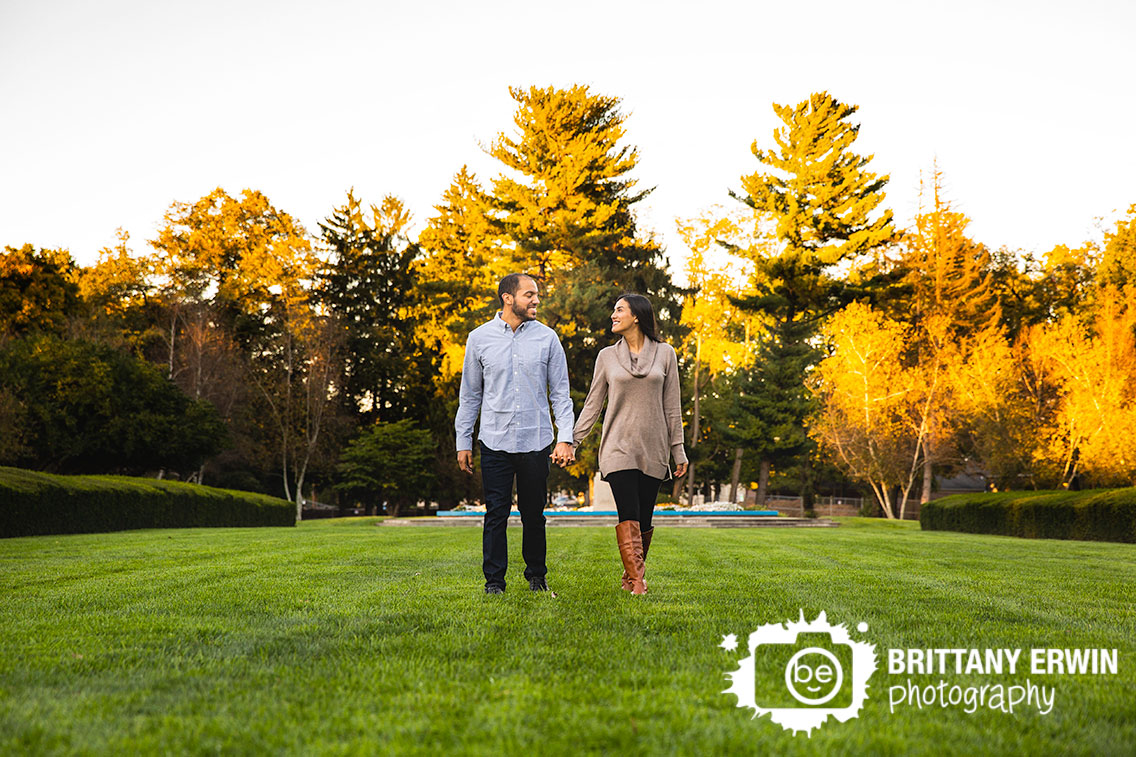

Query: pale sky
left=2, top=0, right=1134, bottom=272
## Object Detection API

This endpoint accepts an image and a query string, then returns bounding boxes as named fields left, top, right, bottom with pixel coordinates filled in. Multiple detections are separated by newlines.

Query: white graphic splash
left=723, top=610, right=878, bottom=736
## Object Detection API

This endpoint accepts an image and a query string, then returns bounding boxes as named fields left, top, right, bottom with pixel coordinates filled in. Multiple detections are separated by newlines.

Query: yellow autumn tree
left=1033, top=287, right=1136, bottom=487
left=150, top=188, right=324, bottom=503
left=416, top=166, right=513, bottom=379
left=811, top=302, right=937, bottom=519
left=150, top=188, right=317, bottom=383
left=946, top=325, right=1055, bottom=490
left=78, top=230, right=154, bottom=314
left=894, top=166, right=1000, bottom=501
left=674, top=205, right=768, bottom=502
left=1096, top=204, right=1136, bottom=290
left=152, top=188, right=315, bottom=312
left=0, top=244, right=81, bottom=337
left=952, top=280, right=1136, bottom=491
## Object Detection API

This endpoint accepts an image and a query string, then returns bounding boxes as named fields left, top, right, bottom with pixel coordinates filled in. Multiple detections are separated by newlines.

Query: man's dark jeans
left=479, top=441, right=550, bottom=590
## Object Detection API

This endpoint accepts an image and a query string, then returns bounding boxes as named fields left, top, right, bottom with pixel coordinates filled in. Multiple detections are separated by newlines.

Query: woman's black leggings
left=605, top=469, right=664, bottom=531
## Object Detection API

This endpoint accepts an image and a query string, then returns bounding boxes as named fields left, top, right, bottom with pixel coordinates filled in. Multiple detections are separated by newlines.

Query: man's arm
left=547, top=335, right=575, bottom=465
left=455, top=335, right=483, bottom=473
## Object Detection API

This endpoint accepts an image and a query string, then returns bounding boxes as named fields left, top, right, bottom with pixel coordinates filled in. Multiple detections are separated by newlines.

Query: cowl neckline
left=615, top=337, right=659, bottom=377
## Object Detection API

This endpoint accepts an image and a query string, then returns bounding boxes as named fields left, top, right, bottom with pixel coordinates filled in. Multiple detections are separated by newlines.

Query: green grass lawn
left=1, top=518, right=1133, bottom=755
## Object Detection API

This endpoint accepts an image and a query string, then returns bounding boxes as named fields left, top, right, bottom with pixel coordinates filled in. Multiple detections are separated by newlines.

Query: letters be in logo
left=786, top=646, right=844, bottom=705
left=723, top=611, right=877, bottom=735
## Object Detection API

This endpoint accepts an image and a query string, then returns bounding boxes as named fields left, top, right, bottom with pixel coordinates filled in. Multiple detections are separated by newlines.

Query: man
left=455, top=273, right=576, bottom=594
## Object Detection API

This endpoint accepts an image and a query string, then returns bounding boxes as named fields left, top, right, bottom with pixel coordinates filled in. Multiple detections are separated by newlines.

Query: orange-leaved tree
left=151, top=187, right=325, bottom=509
left=811, top=302, right=937, bottom=519
left=892, top=166, right=1000, bottom=501
left=1032, top=286, right=1136, bottom=487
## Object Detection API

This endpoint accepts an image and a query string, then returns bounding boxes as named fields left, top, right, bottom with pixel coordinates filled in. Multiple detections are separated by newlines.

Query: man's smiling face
left=508, top=276, right=540, bottom=322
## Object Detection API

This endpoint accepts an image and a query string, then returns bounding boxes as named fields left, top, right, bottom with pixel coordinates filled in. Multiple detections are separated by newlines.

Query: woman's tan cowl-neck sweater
left=572, top=337, right=687, bottom=480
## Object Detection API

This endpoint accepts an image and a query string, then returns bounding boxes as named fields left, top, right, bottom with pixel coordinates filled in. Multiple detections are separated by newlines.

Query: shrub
left=920, top=489, right=1136, bottom=543
left=0, top=467, right=295, bottom=538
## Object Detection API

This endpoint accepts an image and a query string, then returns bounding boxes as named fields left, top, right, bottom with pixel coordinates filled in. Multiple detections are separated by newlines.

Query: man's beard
left=511, top=301, right=536, bottom=321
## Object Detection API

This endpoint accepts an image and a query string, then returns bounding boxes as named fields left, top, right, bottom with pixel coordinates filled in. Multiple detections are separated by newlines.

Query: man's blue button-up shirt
left=455, top=313, right=574, bottom=454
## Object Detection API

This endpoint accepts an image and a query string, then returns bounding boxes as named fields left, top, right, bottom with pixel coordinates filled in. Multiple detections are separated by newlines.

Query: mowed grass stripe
left=1, top=519, right=1133, bottom=755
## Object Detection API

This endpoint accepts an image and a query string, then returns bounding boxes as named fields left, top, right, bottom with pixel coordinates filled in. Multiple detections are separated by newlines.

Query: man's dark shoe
left=528, top=577, right=549, bottom=592
left=485, top=584, right=505, bottom=595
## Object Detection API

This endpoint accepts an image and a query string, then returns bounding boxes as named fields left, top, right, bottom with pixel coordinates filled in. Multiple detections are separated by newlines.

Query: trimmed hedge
left=920, top=489, right=1136, bottom=543
left=0, top=467, right=295, bottom=538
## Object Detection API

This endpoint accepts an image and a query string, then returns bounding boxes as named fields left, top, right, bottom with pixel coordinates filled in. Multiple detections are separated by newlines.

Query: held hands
left=551, top=442, right=576, bottom=468
left=460, top=445, right=575, bottom=473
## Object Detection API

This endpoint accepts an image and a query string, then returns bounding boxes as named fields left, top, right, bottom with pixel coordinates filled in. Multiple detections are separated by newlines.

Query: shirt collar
left=494, top=311, right=531, bottom=334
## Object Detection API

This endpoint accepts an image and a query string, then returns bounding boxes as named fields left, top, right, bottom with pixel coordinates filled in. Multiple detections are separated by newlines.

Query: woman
left=572, top=293, right=687, bottom=595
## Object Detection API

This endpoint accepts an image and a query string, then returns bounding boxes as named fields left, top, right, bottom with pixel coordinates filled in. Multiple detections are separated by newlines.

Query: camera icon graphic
left=723, top=611, right=877, bottom=735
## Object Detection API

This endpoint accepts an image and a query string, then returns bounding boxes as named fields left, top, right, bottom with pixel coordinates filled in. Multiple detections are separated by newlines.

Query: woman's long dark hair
left=616, top=293, right=659, bottom=342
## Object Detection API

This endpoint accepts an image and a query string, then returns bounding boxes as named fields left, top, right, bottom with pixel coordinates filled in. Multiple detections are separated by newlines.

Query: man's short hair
left=498, top=273, right=535, bottom=306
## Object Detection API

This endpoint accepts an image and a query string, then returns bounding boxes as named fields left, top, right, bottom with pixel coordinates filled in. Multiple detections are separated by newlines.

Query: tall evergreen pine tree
left=488, top=85, right=684, bottom=386
left=731, top=92, right=894, bottom=506
left=318, top=191, right=432, bottom=425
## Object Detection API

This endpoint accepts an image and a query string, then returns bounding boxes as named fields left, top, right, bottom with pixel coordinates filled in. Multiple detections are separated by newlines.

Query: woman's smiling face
left=611, top=298, right=638, bottom=335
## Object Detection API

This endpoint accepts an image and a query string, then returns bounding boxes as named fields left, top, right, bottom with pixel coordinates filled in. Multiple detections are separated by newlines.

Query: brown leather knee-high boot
left=615, top=520, right=647, bottom=595
left=622, top=526, right=654, bottom=591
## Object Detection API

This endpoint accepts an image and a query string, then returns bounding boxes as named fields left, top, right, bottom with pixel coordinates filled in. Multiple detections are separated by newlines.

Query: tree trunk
left=801, top=458, right=815, bottom=517
left=756, top=459, right=770, bottom=507
left=167, top=308, right=177, bottom=380
left=686, top=336, right=701, bottom=507
left=192, top=309, right=203, bottom=400
left=921, top=441, right=933, bottom=504
left=869, top=480, right=894, bottom=519
left=294, top=462, right=308, bottom=523
left=729, top=448, right=743, bottom=503
left=881, top=484, right=895, bottom=520
left=900, top=482, right=915, bottom=521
